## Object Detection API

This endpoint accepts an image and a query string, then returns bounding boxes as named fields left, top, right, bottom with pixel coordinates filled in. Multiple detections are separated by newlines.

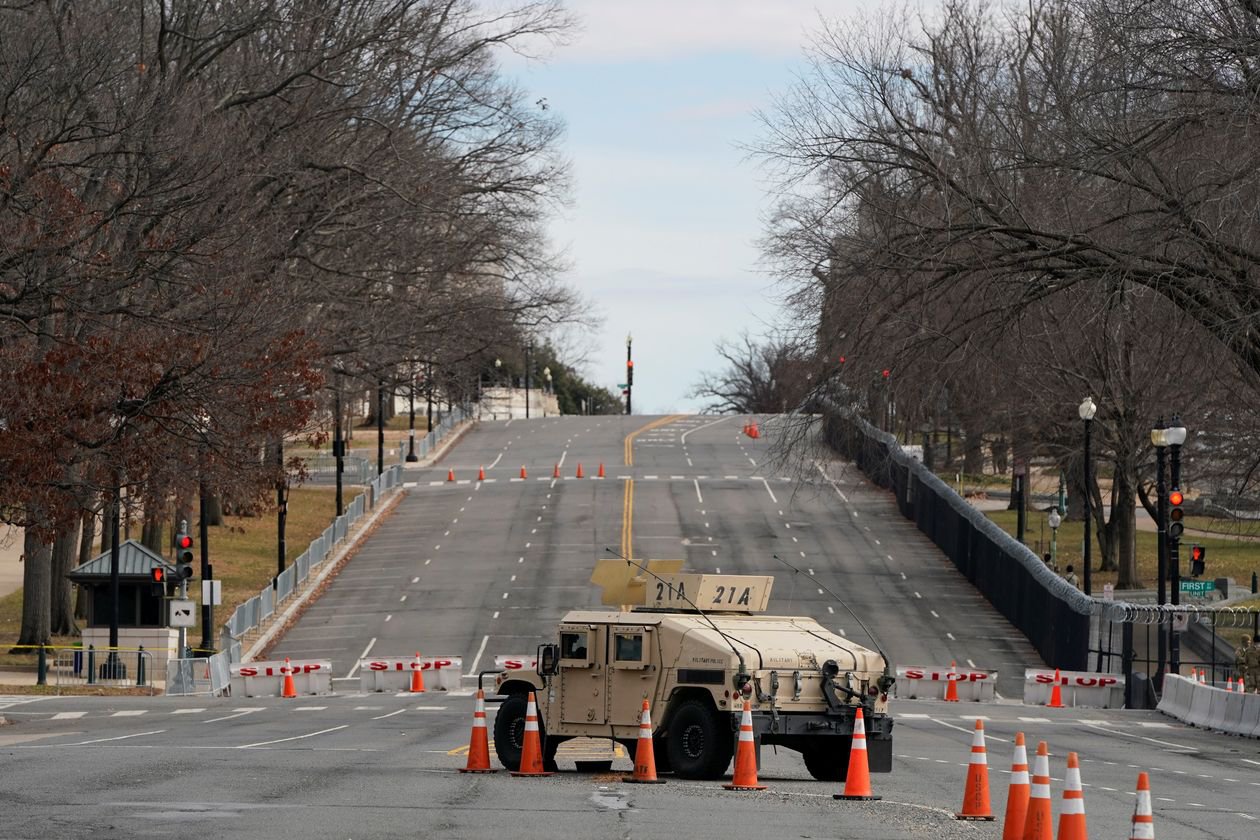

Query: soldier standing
left=1247, top=635, right=1260, bottom=693
left=1237, top=636, right=1252, bottom=686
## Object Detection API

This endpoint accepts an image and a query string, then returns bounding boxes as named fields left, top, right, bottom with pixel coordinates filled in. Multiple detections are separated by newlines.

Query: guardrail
left=219, top=463, right=404, bottom=662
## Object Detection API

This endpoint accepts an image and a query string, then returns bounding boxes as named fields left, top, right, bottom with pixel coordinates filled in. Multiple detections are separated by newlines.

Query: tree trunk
left=50, top=520, right=79, bottom=636
left=991, top=436, right=1009, bottom=475
left=76, top=507, right=96, bottom=621
left=1094, top=472, right=1117, bottom=572
left=14, top=529, right=51, bottom=649
left=961, top=419, right=985, bottom=475
left=141, top=509, right=165, bottom=555
left=204, top=493, right=224, bottom=527
left=1113, top=459, right=1140, bottom=587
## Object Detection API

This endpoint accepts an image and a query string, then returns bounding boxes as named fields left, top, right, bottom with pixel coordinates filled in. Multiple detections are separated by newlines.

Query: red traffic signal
left=838, top=355, right=846, bottom=364
left=151, top=567, right=165, bottom=584
left=176, top=534, right=193, bottom=550
left=1190, top=544, right=1206, bottom=576
left=881, top=368, right=890, bottom=378
left=1168, top=488, right=1185, bottom=539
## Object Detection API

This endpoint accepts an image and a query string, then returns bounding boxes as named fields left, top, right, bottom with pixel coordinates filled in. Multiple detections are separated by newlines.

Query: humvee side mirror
left=538, top=643, right=560, bottom=677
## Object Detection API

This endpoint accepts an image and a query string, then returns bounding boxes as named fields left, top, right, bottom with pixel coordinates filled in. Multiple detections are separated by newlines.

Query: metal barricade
left=53, top=646, right=156, bottom=694
left=166, top=652, right=232, bottom=696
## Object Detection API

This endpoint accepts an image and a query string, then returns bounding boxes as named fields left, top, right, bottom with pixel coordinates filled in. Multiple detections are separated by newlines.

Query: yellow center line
left=620, top=415, right=686, bottom=561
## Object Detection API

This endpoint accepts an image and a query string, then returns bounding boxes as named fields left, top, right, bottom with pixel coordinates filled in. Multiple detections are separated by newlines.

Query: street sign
left=201, top=579, right=222, bottom=606
left=617, top=383, right=628, bottom=389
left=169, top=599, right=196, bottom=627
left=1179, top=579, right=1215, bottom=594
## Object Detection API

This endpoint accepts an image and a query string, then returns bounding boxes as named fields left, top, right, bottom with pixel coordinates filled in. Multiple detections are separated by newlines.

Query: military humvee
left=492, top=571, right=894, bottom=780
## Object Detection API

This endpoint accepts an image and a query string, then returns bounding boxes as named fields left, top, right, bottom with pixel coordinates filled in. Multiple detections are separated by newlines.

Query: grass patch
left=0, top=485, right=343, bottom=670
left=983, top=509, right=1260, bottom=594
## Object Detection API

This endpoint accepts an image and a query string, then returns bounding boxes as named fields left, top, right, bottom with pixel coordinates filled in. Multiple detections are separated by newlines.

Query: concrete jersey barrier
left=358, top=656, right=463, bottom=692
left=894, top=665, right=997, bottom=702
left=494, top=655, right=537, bottom=672
left=1157, top=673, right=1260, bottom=739
left=1022, top=669, right=1125, bottom=708
left=231, top=659, right=333, bottom=697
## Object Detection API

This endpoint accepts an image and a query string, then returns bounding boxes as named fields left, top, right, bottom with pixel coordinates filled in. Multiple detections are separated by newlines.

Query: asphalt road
left=0, top=415, right=1257, bottom=838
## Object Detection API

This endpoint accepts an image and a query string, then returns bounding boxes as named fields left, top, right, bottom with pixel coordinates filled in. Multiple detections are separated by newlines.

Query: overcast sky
left=507, top=1, right=867, bottom=413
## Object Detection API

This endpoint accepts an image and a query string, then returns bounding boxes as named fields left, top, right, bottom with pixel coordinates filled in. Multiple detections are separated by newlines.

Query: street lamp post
left=626, top=333, right=633, bottom=415
left=1048, top=508, right=1061, bottom=569
left=525, top=342, right=532, bottom=419
left=1079, top=396, right=1097, bottom=596
left=1151, top=418, right=1169, bottom=688
left=1166, top=415, right=1187, bottom=675
left=543, top=366, right=551, bottom=417
left=406, top=362, right=418, bottom=462
left=494, top=358, right=502, bottom=419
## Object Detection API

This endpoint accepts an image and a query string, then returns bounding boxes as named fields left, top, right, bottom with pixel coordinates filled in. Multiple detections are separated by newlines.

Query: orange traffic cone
left=750, top=422, right=759, bottom=439
left=1129, top=771, right=1154, bottom=839
left=520, top=465, right=528, bottom=479
left=1056, top=752, right=1088, bottom=840
left=1240, top=676, right=1247, bottom=693
left=1047, top=669, right=1065, bottom=708
left=1198, top=669, right=1206, bottom=685
left=553, top=463, right=560, bottom=478
left=446, top=468, right=455, bottom=482
left=623, top=699, right=665, bottom=784
left=834, top=707, right=880, bottom=800
left=724, top=699, right=766, bottom=790
left=281, top=657, right=297, bottom=699
left=459, top=689, right=496, bottom=773
left=576, top=463, right=584, bottom=479
left=956, top=718, right=994, bottom=820
left=1020, top=741, right=1052, bottom=840
left=510, top=692, right=553, bottom=776
left=1227, top=676, right=1235, bottom=692
left=410, top=652, right=426, bottom=693
left=598, top=463, right=605, bottom=478
left=1001, top=732, right=1030, bottom=840
left=944, top=660, right=960, bottom=702
left=478, top=466, right=486, bottom=481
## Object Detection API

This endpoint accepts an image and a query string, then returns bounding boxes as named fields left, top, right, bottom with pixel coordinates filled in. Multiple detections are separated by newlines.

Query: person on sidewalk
left=1063, top=565, right=1079, bottom=588
left=1236, top=636, right=1252, bottom=686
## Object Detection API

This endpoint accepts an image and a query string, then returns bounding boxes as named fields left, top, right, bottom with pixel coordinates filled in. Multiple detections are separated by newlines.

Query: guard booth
left=67, top=540, right=181, bottom=678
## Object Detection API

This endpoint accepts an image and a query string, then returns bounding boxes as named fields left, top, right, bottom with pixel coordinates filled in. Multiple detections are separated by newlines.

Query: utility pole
left=334, top=371, right=344, bottom=517
left=199, top=471, right=213, bottom=653
left=276, top=440, right=287, bottom=586
left=525, top=342, right=532, bottom=419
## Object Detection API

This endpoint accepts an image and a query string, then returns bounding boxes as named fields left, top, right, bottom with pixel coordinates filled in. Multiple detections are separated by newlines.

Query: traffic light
left=881, top=368, right=891, bottom=379
left=1190, top=544, right=1206, bottom=577
left=173, top=530, right=195, bottom=581
left=626, top=359, right=633, bottom=386
left=1168, top=488, right=1185, bottom=540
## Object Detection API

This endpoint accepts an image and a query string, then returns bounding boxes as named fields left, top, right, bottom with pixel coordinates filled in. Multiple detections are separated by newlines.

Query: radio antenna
left=771, top=553, right=892, bottom=678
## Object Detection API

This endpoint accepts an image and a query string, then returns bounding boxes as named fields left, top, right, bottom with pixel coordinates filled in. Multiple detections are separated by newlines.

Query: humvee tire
left=493, top=694, right=559, bottom=772
left=665, top=699, right=733, bottom=779
left=802, top=740, right=851, bottom=782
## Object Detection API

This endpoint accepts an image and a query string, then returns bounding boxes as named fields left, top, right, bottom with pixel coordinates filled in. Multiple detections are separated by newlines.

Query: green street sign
left=1179, top=579, right=1215, bottom=593
left=617, top=383, right=628, bottom=389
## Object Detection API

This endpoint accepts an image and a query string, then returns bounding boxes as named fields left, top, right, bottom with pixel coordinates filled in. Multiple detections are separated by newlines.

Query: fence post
left=37, top=644, right=47, bottom=686
left=136, top=645, right=146, bottom=687
left=86, top=645, right=96, bottom=685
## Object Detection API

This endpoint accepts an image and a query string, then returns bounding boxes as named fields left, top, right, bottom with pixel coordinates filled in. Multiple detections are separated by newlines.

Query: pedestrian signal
left=1190, top=544, right=1206, bottom=577
left=1168, top=489, right=1184, bottom=539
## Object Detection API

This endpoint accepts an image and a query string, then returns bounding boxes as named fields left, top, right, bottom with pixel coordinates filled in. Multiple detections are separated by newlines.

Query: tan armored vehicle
left=492, top=570, right=894, bottom=780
